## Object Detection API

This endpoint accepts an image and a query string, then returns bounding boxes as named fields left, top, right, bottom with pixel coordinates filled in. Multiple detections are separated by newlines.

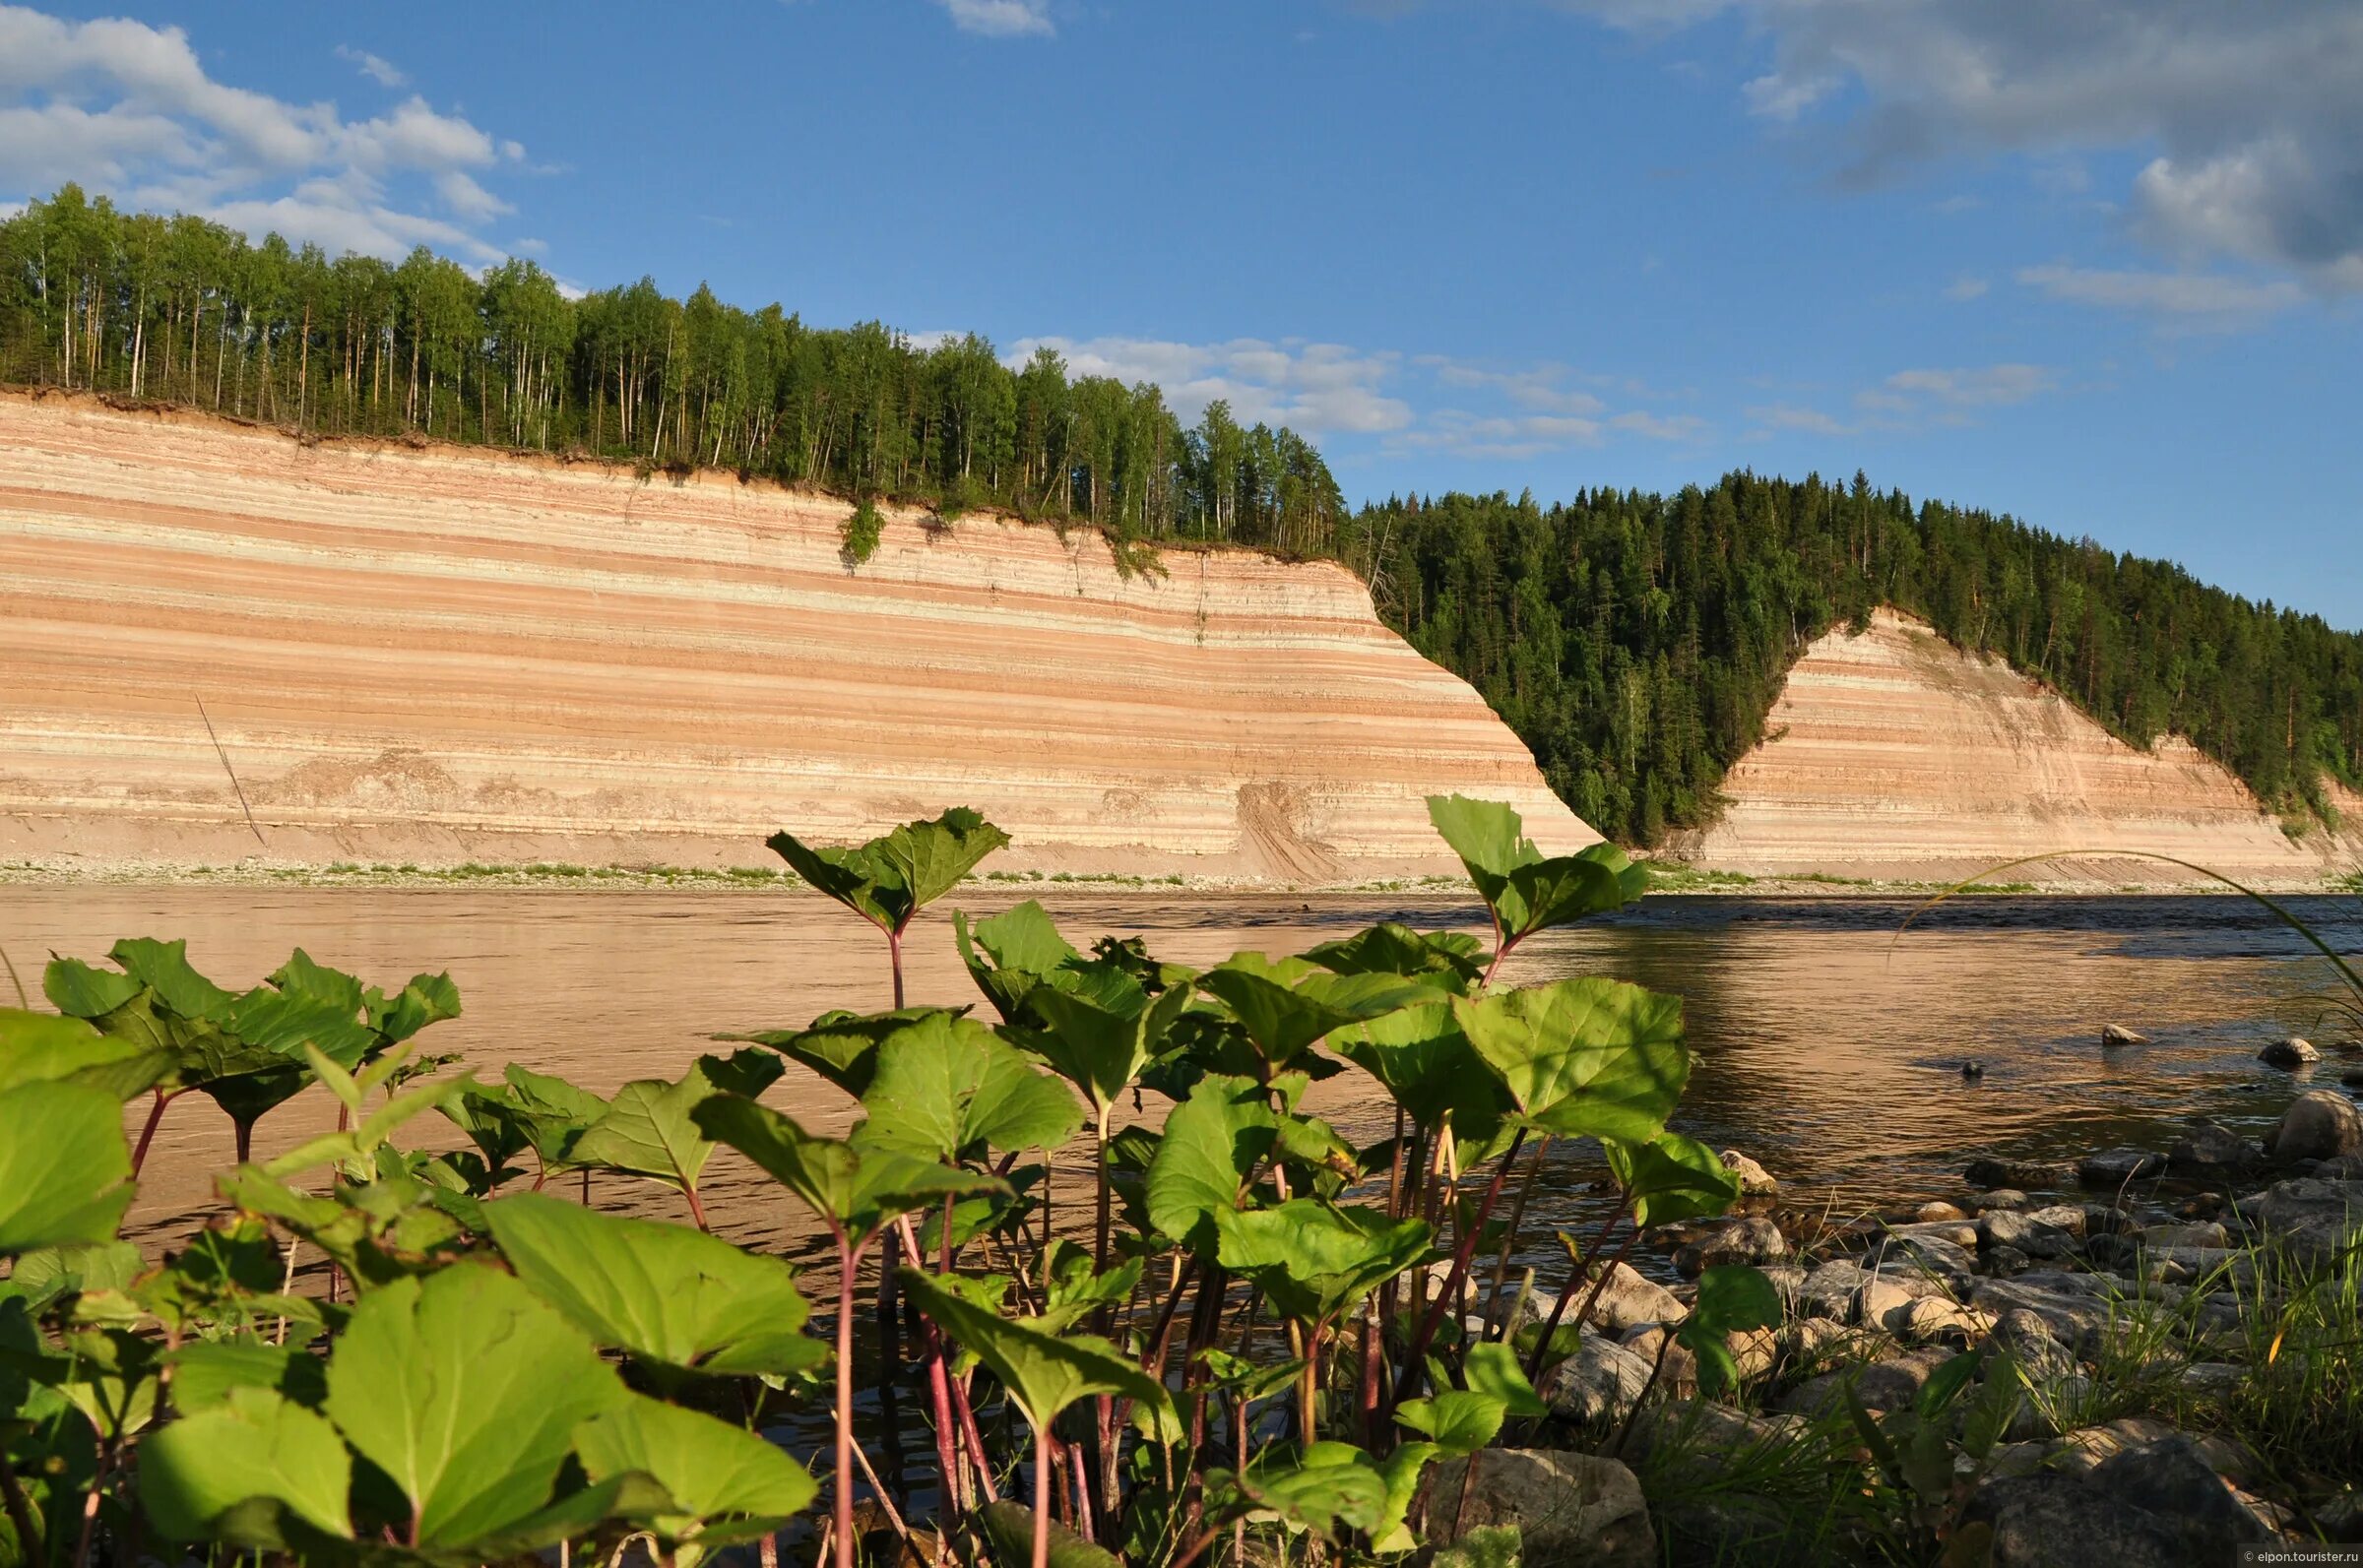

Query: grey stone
left=2100, top=1024, right=2149, bottom=1047
left=2028, top=1204, right=2092, bottom=1236
left=1865, top=1232, right=1978, bottom=1291
left=1987, top=1307, right=2076, bottom=1381
left=1982, top=1210, right=2080, bottom=1259
left=2089, top=1437, right=2269, bottom=1558
left=1795, top=1260, right=1874, bottom=1322
left=1670, top=1216, right=1788, bottom=1277
left=1614, top=1325, right=1697, bottom=1398
left=2078, top=1147, right=2167, bottom=1187
left=2259, top=1036, right=2321, bottom=1068
left=1884, top=1218, right=1980, bottom=1249
left=1969, top=1275, right=2120, bottom=1355
left=1961, top=1474, right=2190, bottom=1567
left=2321, top=1152, right=2363, bottom=1179
left=1422, top=1449, right=1654, bottom=1568
left=2176, top=1362, right=2245, bottom=1399
left=2139, top=1220, right=2228, bottom=1249
left=1979, top=1187, right=2033, bottom=1209
left=1543, top=1333, right=1658, bottom=1425
left=2343, top=1066, right=2363, bottom=1090
left=1775, top=1347, right=1953, bottom=1417
left=1579, top=1261, right=1688, bottom=1335
left=2169, top=1119, right=2261, bottom=1177
left=2267, top=1088, right=2363, bottom=1162
left=1897, top=1295, right=1994, bottom=1347
left=1967, top=1158, right=2074, bottom=1191
left=1983, top=1242, right=2034, bottom=1276
left=1856, top=1276, right=1922, bottom=1333
left=2243, top=1176, right=2363, bottom=1267
left=1718, top=1148, right=1777, bottom=1195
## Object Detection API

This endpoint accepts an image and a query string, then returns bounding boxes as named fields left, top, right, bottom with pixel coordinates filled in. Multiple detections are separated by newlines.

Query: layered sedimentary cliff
left=0, top=394, right=1592, bottom=881
left=1687, top=609, right=2363, bottom=884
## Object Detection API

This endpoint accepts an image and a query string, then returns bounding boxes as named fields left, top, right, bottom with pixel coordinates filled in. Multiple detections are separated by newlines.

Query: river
left=4, top=885, right=2356, bottom=1263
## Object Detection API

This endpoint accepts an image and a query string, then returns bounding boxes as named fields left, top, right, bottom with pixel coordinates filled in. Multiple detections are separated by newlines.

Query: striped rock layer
left=1688, top=608, right=2363, bottom=885
left=0, top=394, right=1594, bottom=882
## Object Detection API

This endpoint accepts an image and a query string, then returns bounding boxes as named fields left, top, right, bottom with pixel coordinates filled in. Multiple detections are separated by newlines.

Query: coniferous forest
left=5, top=184, right=2359, bottom=847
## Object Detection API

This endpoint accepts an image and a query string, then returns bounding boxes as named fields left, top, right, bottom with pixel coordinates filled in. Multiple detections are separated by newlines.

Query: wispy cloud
left=2015, top=264, right=2304, bottom=327
left=1943, top=275, right=1989, bottom=301
left=934, top=0, right=1053, bottom=38
left=333, top=44, right=406, bottom=88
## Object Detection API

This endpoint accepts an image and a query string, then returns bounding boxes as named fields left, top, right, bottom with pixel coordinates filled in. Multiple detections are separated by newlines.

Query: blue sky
left=4, top=1, right=2358, bottom=623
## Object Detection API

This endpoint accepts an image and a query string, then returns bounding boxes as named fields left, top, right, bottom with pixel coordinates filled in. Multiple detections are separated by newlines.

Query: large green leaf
left=485, top=1193, right=824, bottom=1378
left=1142, top=1073, right=1278, bottom=1254
left=722, top=1006, right=957, bottom=1098
left=323, top=1263, right=626, bottom=1549
left=575, top=1395, right=817, bottom=1545
left=692, top=1096, right=1004, bottom=1247
left=1393, top=1344, right=1547, bottom=1456
left=1213, top=1200, right=1432, bottom=1326
left=1426, top=796, right=1644, bottom=944
left=0, top=1080, right=135, bottom=1252
left=954, top=903, right=1147, bottom=1025
left=1027, top=983, right=1191, bottom=1131
left=1451, top=977, right=1687, bottom=1142
left=140, top=1386, right=354, bottom=1546
left=769, top=808, right=1009, bottom=933
left=856, top=1012, right=1081, bottom=1162
left=570, top=1058, right=734, bottom=1195
left=0, top=1008, right=168, bottom=1098
left=899, top=1268, right=1168, bottom=1432
left=1197, top=956, right=1435, bottom=1066
left=1604, top=1131, right=1741, bottom=1228
left=1206, top=1442, right=1388, bottom=1534
left=1327, top=1000, right=1508, bottom=1141
left=167, top=1341, right=327, bottom=1414
left=499, top=1064, right=608, bottom=1167
left=1305, top=923, right=1486, bottom=992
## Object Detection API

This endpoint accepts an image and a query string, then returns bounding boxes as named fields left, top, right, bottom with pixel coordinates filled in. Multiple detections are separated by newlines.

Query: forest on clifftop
left=5, top=184, right=2358, bottom=847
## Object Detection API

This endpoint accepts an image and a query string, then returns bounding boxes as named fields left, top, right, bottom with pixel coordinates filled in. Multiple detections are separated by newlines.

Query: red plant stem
left=833, top=1230, right=862, bottom=1568
left=1068, top=1440, right=1095, bottom=1543
left=897, top=1215, right=967, bottom=1518
left=950, top=1370, right=1001, bottom=1504
left=683, top=1184, right=710, bottom=1232
left=130, top=1089, right=173, bottom=1176
left=1359, top=1302, right=1383, bottom=1451
left=233, top=1117, right=252, bottom=1165
left=1032, top=1425, right=1054, bottom=1568
left=1393, top=1129, right=1526, bottom=1407
left=888, top=924, right=907, bottom=1011
left=1521, top=1211, right=1634, bottom=1389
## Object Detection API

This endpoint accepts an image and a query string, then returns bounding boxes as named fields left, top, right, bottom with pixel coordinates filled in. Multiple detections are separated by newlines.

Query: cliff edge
left=1684, top=608, right=2363, bottom=885
left=0, top=394, right=1593, bottom=882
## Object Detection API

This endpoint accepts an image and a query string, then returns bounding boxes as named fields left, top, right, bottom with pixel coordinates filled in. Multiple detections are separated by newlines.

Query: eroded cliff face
left=1687, top=609, right=2363, bottom=885
left=0, top=395, right=1593, bottom=881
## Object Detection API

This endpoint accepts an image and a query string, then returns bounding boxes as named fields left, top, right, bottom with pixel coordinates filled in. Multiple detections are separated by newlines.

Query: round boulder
left=2267, top=1089, right=2363, bottom=1163
left=2259, top=1036, right=2321, bottom=1068
left=1718, top=1149, right=1779, bottom=1195
left=2100, top=1025, right=2149, bottom=1047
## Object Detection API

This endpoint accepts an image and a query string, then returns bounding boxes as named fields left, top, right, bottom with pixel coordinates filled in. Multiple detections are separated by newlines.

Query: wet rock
left=2267, top=1089, right=2363, bottom=1162
left=2079, top=1147, right=2167, bottom=1187
left=2320, top=1152, right=2363, bottom=1180
left=1915, top=1200, right=1970, bottom=1223
left=1671, top=1216, right=1789, bottom=1276
left=1580, top=1261, right=1690, bottom=1334
left=2176, top=1191, right=2230, bottom=1221
left=1969, top=1273, right=2127, bottom=1355
left=1542, top=1333, right=1658, bottom=1425
left=2169, top=1119, right=2261, bottom=1177
left=2241, top=1176, right=2363, bottom=1267
left=1982, top=1209, right=2080, bottom=1259
left=2342, top=1066, right=2363, bottom=1090
left=2259, top=1036, right=2321, bottom=1068
left=1795, top=1260, right=1874, bottom=1321
left=1967, top=1158, right=2074, bottom=1192
left=1864, top=1233, right=1978, bottom=1292
left=2101, top=1024, right=2149, bottom=1047
left=1884, top=1218, right=1980, bottom=1249
left=1775, top=1347, right=1953, bottom=1418
left=1719, top=1149, right=1778, bottom=1195
left=1615, top=1325, right=1697, bottom=1398
left=1421, top=1449, right=1654, bottom=1568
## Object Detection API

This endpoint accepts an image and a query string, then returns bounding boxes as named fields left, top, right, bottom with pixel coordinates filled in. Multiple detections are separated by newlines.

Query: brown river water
left=3, top=886, right=2357, bottom=1268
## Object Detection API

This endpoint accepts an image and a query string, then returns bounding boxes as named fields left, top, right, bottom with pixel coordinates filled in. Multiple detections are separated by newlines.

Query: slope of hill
left=0, top=394, right=1591, bottom=881
left=1680, top=609, right=2363, bottom=883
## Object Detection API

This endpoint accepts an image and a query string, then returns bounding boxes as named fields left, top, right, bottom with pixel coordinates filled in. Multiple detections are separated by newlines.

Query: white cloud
left=1008, top=336, right=1412, bottom=434
left=2015, top=264, right=2305, bottom=323
left=1746, top=402, right=1852, bottom=436
left=1609, top=409, right=1708, bottom=441
left=1943, top=275, right=1989, bottom=301
left=934, top=0, right=1054, bottom=38
left=0, top=5, right=526, bottom=267
left=1538, top=0, right=2363, bottom=294
left=334, top=45, right=406, bottom=89
left=1870, top=363, right=2054, bottom=409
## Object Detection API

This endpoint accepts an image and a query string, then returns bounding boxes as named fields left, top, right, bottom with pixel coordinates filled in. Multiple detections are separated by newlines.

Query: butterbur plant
left=0, top=795, right=1777, bottom=1568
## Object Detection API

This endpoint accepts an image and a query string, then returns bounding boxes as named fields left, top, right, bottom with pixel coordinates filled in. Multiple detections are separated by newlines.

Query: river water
left=4, top=886, right=2357, bottom=1261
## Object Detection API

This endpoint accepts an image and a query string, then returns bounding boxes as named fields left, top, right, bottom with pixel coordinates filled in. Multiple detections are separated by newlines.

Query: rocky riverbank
left=1426, top=1086, right=2363, bottom=1565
